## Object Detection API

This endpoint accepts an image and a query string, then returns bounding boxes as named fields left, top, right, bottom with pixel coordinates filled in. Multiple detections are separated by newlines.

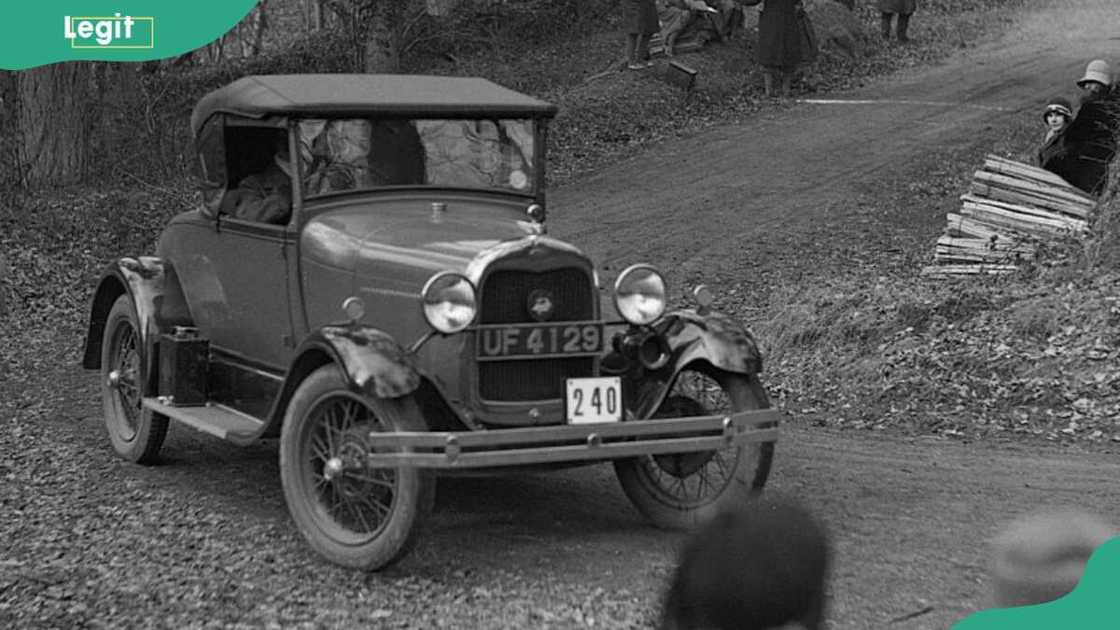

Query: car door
left=166, top=214, right=296, bottom=372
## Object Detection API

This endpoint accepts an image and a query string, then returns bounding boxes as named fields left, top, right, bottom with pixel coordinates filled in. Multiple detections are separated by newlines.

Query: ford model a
left=82, top=75, right=779, bottom=570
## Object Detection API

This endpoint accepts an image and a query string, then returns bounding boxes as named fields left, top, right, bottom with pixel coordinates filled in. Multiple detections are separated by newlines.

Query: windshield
left=297, top=118, right=536, bottom=197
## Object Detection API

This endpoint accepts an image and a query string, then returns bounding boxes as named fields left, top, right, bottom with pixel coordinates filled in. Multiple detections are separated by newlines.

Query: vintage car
left=82, top=74, right=779, bottom=570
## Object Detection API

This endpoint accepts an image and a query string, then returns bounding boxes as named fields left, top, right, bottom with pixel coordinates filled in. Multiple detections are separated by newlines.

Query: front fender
left=630, top=308, right=764, bottom=419
left=664, top=309, right=763, bottom=375
left=82, top=257, right=170, bottom=369
left=296, top=326, right=421, bottom=399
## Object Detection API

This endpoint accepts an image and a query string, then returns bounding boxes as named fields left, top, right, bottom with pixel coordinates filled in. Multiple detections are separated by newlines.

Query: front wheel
left=279, top=365, right=434, bottom=571
left=614, top=364, right=774, bottom=530
left=100, top=294, right=168, bottom=464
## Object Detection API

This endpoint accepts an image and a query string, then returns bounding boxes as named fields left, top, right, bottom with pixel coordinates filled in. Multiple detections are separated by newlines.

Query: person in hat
left=989, top=510, right=1113, bottom=608
left=625, top=0, right=660, bottom=70
left=1037, top=96, right=1074, bottom=171
left=659, top=497, right=831, bottom=630
left=1061, top=59, right=1119, bottom=195
left=878, top=0, right=917, bottom=42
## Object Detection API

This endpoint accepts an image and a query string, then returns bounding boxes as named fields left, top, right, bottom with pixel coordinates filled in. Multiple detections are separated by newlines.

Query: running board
left=142, top=398, right=266, bottom=446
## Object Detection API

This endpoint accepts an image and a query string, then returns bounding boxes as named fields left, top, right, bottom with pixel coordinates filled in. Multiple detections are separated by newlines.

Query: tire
left=100, top=294, right=169, bottom=464
left=279, top=365, right=434, bottom=571
left=614, top=364, right=775, bottom=530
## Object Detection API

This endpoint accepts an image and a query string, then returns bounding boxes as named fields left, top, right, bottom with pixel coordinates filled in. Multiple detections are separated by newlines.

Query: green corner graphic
left=2, top=1, right=260, bottom=70
left=954, top=537, right=1120, bottom=629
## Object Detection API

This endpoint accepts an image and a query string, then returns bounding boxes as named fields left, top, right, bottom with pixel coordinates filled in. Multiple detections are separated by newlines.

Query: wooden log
left=960, top=194, right=1089, bottom=232
left=945, top=213, right=1016, bottom=240
left=969, top=182, right=1091, bottom=220
left=973, top=170, right=1094, bottom=211
left=984, top=154, right=1092, bottom=198
left=921, top=264, right=1018, bottom=277
left=936, top=235, right=1035, bottom=254
left=983, top=155, right=1087, bottom=195
left=960, top=203, right=1077, bottom=238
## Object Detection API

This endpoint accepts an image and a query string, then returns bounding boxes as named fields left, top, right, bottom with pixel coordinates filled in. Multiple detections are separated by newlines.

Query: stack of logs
left=922, top=155, right=1094, bottom=277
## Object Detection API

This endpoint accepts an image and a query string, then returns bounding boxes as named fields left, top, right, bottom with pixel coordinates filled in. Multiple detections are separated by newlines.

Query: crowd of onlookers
left=1038, top=59, right=1120, bottom=196
left=624, top=0, right=918, bottom=97
left=658, top=497, right=1114, bottom=630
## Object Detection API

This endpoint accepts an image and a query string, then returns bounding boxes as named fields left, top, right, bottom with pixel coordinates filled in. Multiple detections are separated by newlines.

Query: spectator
left=878, top=0, right=917, bottom=43
left=757, top=0, right=813, bottom=98
left=1037, top=96, right=1074, bottom=171
left=1061, top=59, right=1119, bottom=195
left=626, top=0, right=660, bottom=70
left=659, top=497, right=831, bottom=630
left=989, top=510, right=1113, bottom=608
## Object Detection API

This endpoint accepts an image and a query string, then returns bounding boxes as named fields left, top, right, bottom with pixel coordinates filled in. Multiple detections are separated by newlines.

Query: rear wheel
left=100, top=294, right=168, bottom=464
left=614, top=364, right=774, bottom=529
left=279, top=365, right=434, bottom=571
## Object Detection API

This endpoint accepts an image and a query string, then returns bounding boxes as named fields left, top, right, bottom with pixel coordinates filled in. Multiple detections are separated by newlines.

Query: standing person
left=625, top=0, right=660, bottom=70
left=659, top=497, right=831, bottom=630
left=757, top=0, right=810, bottom=98
left=1037, top=96, right=1074, bottom=171
left=878, top=0, right=917, bottom=42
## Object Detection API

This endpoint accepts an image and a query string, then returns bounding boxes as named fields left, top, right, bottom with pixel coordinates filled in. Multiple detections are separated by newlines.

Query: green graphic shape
left=954, top=537, right=1120, bottom=629
left=1, top=1, right=260, bottom=70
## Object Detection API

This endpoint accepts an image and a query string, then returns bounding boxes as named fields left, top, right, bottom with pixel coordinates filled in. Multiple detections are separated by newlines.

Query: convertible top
left=190, top=74, right=558, bottom=136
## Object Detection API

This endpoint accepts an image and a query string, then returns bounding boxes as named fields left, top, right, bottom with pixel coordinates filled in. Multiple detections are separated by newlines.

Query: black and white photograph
left=1, top=0, right=1119, bottom=628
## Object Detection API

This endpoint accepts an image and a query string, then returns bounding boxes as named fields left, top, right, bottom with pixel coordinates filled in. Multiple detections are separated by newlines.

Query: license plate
left=566, top=377, right=622, bottom=424
left=477, top=322, right=604, bottom=360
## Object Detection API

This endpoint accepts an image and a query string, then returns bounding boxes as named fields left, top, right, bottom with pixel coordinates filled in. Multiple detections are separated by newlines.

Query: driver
left=230, top=138, right=293, bottom=225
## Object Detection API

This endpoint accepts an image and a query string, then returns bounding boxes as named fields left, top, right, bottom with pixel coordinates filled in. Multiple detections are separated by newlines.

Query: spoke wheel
left=280, top=365, right=433, bottom=571
left=614, top=364, right=774, bottom=530
left=100, top=295, right=168, bottom=464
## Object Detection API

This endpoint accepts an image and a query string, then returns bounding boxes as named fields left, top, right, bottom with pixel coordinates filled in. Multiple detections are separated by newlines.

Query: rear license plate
left=477, top=322, right=604, bottom=360
left=566, top=377, right=622, bottom=424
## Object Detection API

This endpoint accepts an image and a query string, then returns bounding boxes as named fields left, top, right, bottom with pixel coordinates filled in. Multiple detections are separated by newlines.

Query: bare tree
left=324, top=0, right=465, bottom=72
left=16, top=63, right=95, bottom=188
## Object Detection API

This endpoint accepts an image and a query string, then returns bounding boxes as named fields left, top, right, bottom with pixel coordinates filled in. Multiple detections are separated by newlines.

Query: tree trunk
left=17, top=63, right=94, bottom=188
left=363, top=21, right=400, bottom=73
left=0, top=71, right=20, bottom=189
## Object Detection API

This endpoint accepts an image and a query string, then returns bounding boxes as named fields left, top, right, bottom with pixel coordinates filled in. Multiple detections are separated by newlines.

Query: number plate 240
left=566, top=377, right=622, bottom=424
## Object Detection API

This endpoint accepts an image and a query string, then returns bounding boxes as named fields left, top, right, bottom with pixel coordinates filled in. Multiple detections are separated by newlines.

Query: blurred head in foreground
left=660, top=497, right=831, bottom=630
left=990, top=510, right=1113, bottom=608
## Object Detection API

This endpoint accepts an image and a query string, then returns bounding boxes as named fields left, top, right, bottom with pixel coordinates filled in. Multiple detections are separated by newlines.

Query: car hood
left=302, top=195, right=586, bottom=294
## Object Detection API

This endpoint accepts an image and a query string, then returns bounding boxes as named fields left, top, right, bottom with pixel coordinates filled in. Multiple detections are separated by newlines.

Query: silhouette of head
left=990, top=510, right=1113, bottom=608
left=660, top=497, right=831, bottom=630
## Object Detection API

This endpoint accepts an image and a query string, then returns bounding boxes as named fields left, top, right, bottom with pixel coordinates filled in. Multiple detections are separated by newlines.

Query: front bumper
left=365, top=409, right=780, bottom=469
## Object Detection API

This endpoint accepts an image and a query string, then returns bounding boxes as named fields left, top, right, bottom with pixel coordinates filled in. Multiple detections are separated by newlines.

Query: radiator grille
left=477, top=267, right=596, bottom=401
left=480, top=268, right=593, bottom=324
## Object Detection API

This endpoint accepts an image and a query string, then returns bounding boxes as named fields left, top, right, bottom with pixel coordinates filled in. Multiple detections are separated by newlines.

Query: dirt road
left=4, top=2, right=1119, bottom=629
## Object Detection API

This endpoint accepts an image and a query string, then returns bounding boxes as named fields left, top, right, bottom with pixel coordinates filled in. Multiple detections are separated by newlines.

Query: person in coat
left=626, top=0, right=660, bottom=70
left=878, top=0, right=917, bottom=42
left=757, top=0, right=809, bottom=98
left=1062, top=59, right=1119, bottom=195
left=1037, top=96, right=1074, bottom=172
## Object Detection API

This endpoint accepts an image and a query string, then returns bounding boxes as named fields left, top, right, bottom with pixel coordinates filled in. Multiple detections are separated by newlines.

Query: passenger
left=230, top=140, right=293, bottom=225
left=659, top=497, right=831, bottom=630
left=1037, top=96, right=1074, bottom=172
left=988, top=510, right=1113, bottom=608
